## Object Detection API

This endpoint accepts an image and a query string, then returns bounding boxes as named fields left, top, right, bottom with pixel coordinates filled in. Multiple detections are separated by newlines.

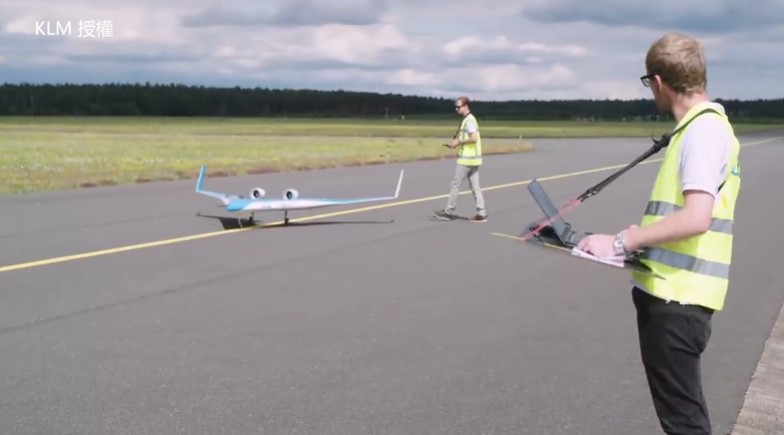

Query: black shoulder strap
left=576, top=107, right=721, bottom=202
left=650, top=107, right=720, bottom=152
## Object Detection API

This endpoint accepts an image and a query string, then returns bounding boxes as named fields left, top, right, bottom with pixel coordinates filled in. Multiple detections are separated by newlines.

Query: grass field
left=1, top=116, right=782, bottom=194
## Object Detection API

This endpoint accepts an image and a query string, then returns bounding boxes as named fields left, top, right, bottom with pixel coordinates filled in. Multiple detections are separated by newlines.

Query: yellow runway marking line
left=491, top=232, right=572, bottom=252
left=0, top=136, right=780, bottom=274
left=491, top=232, right=524, bottom=241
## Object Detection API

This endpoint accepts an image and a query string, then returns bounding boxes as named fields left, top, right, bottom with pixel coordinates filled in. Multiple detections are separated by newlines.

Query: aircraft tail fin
left=196, top=164, right=207, bottom=192
left=394, top=169, right=404, bottom=198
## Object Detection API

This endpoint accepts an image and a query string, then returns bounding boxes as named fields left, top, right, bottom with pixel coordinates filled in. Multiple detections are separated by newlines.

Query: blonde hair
left=645, top=32, right=707, bottom=94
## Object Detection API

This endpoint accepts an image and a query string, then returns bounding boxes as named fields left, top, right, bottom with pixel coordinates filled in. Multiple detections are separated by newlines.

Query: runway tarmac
left=1, top=132, right=783, bottom=434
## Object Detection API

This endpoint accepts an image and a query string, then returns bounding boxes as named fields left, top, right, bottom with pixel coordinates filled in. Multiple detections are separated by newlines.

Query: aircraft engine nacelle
left=250, top=187, right=266, bottom=199
left=283, top=188, right=299, bottom=200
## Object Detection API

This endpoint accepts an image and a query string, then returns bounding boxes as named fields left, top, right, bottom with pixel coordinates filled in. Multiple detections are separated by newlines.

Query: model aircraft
left=195, top=165, right=404, bottom=226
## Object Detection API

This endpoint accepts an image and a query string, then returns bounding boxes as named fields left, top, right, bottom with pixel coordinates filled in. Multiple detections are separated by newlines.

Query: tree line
left=0, top=83, right=782, bottom=121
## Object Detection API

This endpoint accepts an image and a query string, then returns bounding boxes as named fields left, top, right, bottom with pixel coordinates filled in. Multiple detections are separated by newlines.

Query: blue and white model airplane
left=196, top=165, right=404, bottom=226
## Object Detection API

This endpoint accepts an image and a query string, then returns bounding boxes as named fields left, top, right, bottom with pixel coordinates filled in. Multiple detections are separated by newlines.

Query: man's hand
left=576, top=234, right=617, bottom=258
left=447, top=138, right=459, bottom=148
left=577, top=224, right=640, bottom=258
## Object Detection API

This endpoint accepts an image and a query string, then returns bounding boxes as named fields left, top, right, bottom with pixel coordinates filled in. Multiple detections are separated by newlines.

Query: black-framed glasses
left=640, top=73, right=656, bottom=87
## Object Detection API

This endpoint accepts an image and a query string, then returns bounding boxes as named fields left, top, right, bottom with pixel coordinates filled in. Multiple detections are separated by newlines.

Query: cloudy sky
left=2, top=0, right=783, bottom=101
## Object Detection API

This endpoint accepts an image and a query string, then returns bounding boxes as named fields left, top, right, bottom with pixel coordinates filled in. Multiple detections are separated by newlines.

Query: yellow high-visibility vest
left=632, top=103, right=741, bottom=311
left=457, top=113, right=482, bottom=166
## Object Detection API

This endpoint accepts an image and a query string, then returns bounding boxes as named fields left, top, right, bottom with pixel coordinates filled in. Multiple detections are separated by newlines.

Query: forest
left=0, top=83, right=782, bottom=122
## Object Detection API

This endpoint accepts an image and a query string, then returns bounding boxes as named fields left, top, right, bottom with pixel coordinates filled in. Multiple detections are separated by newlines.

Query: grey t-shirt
left=463, top=116, right=477, bottom=135
left=678, top=103, right=733, bottom=197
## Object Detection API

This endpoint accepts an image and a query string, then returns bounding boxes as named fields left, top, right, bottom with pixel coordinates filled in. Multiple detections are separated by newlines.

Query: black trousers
left=632, top=287, right=715, bottom=435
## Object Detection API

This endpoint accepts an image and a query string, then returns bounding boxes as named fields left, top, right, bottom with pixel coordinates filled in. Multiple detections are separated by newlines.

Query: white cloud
left=179, top=0, right=388, bottom=28
left=466, top=64, right=576, bottom=93
left=0, top=0, right=781, bottom=100
left=4, top=3, right=188, bottom=43
left=522, top=0, right=784, bottom=33
left=310, top=24, right=410, bottom=64
left=386, top=69, right=437, bottom=88
left=442, top=35, right=589, bottom=67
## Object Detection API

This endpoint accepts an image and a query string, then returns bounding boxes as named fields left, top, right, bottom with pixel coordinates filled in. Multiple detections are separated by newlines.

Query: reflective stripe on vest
left=640, top=247, right=730, bottom=279
left=644, top=201, right=733, bottom=234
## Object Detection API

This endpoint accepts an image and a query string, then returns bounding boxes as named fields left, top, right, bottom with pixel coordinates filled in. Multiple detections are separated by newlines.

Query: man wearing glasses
left=577, top=32, right=741, bottom=435
left=433, top=96, right=488, bottom=222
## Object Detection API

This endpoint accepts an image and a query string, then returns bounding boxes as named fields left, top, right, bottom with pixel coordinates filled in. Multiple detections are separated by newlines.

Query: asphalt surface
left=1, top=132, right=783, bottom=434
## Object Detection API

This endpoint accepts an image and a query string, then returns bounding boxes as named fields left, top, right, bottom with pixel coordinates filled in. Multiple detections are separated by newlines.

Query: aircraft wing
left=322, top=169, right=404, bottom=205
left=195, top=164, right=233, bottom=205
left=196, top=166, right=403, bottom=208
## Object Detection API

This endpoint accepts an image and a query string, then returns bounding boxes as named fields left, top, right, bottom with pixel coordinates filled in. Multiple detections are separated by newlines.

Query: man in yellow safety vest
left=433, top=96, right=488, bottom=222
left=577, top=32, right=741, bottom=435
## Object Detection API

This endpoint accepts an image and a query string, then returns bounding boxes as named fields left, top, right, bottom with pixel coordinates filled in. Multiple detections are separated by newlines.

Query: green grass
left=0, top=116, right=781, bottom=194
left=4, top=115, right=782, bottom=137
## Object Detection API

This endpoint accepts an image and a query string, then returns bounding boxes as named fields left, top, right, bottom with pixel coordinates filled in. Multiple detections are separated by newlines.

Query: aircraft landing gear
left=245, top=212, right=256, bottom=227
left=284, top=211, right=289, bottom=225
